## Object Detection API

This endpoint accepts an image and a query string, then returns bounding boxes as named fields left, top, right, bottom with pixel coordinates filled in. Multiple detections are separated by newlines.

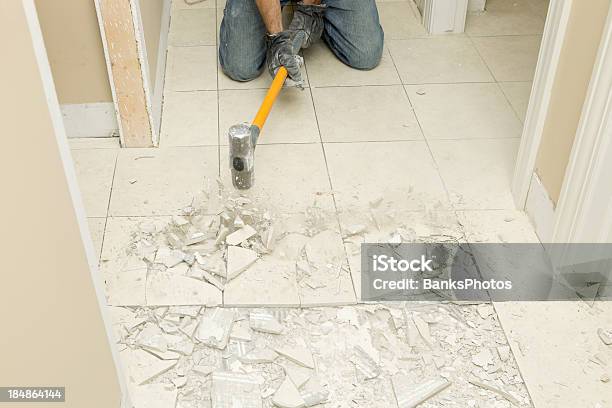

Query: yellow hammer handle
left=252, top=66, right=288, bottom=130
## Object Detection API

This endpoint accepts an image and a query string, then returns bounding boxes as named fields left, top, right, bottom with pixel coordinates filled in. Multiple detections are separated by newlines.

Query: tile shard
left=391, top=375, right=451, bottom=408
left=120, top=348, right=177, bottom=385
left=195, top=308, right=234, bottom=349
left=226, top=225, right=258, bottom=246
left=211, top=371, right=263, bottom=408
left=468, top=377, right=520, bottom=406
left=226, top=246, right=258, bottom=280
left=250, top=311, right=284, bottom=334
left=300, top=377, right=329, bottom=407
left=272, top=378, right=306, bottom=408
left=598, top=328, right=612, bottom=345
left=274, top=345, right=315, bottom=369
left=350, top=345, right=381, bottom=380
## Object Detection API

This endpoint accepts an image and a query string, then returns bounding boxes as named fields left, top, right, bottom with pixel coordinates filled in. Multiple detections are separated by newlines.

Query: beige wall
left=0, top=1, right=121, bottom=407
left=535, top=0, right=611, bottom=204
left=35, top=0, right=113, bottom=104
left=139, top=0, right=164, bottom=87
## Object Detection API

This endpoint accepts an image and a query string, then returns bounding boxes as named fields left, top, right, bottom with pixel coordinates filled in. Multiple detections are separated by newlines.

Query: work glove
left=266, top=31, right=305, bottom=87
left=288, top=2, right=326, bottom=49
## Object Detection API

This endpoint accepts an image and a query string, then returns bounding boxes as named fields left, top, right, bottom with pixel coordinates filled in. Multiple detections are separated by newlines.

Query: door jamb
left=552, top=2, right=612, bottom=243
left=512, top=0, right=573, bottom=208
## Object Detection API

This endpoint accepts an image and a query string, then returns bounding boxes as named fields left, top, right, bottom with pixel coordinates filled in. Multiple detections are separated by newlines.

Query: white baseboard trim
left=525, top=172, right=555, bottom=243
left=61, top=102, right=119, bottom=138
left=468, top=0, right=486, bottom=13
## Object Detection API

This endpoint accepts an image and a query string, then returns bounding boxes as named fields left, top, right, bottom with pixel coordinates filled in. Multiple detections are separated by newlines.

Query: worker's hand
left=288, top=2, right=326, bottom=49
left=266, top=31, right=304, bottom=86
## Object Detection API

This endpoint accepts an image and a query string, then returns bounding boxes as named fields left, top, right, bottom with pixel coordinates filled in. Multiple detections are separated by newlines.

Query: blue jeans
left=219, top=0, right=385, bottom=81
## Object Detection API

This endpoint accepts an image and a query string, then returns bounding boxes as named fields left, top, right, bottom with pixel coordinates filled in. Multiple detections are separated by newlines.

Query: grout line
left=304, top=58, right=359, bottom=302
left=99, top=150, right=120, bottom=264
left=215, top=0, right=221, bottom=177
left=387, top=45, right=454, bottom=207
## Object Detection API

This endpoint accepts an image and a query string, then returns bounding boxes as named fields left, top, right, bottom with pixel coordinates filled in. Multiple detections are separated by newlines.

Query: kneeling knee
left=345, top=32, right=384, bottom=70
left=219, top=56, right=263, bottom=82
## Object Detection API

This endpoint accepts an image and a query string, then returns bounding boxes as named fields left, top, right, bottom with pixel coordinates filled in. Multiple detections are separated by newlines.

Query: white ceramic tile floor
left=160, top=91, right=218, bottom=146
left=466, top=0, right=546, bottom=37
left=312, top=85, right=422, bottom=142
left=109, top=147, right=219, bottom=216
left=169, top=8, right=216, bottom=46
left=377, top=2, right=427, bottom=39
left=388, top=37, right=494, bottom=84
left=406, top=82, right=523, bottom=140
left=165, top=46, right=217, bottom=91
left=500, top=81, right=533, bottom=122
left=325, top=141, right=450, bottom=212
left=429, top=138, right=520, bottom=210
left=87, top=217, right=106, bottom=261
left=72, top=148, right=117, bottom=217
left=472, top=35, right=542, bottom=82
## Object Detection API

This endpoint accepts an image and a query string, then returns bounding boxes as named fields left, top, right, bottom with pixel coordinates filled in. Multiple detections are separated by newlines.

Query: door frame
left=552, top=1, right=612, bottom=243
left=512, top=0, right=573, bottom=209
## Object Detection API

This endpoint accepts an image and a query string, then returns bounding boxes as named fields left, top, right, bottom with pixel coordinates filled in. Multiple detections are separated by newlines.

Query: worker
left=219, top=0, right=385, bottom=86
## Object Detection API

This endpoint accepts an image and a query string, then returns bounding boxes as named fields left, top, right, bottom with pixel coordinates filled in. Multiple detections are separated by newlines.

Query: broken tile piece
left=274, top=345, right=315, bottom=369
left=121, top=348, right=177, bottom=385
left=130, top=383, right=178, bottom=408
left=468, top=377, right=520, bottom=406
left=497, top=345, right=511, bottom=362
left=472, top=348, right=494, bottom=368
left=240, top=348, right=278, bottom=364
left=250, top=311, right=284, bottom=334
left=350, top=345, right=381, bottom=380
left=136, top=323, right=168, bottom=352
left=300, top=377, right=329, bottom=407
left=226, top=225, right=258, bottom=246
left=211, top=371, right=262, bottom=408
left=195, top=308, right=234, bottom=349
left=283, top=362, right=313, bottom=389
left=273, top=378, right=306, bottom=408
left=598, top=328, right=612, bottom=345
left=226, top=246, right=258, bottom=280
left=146, top=271, right=221, bottom=306
left=413, top=315, right=432, bottom=345
left=391, top=376, right=451, bottom=408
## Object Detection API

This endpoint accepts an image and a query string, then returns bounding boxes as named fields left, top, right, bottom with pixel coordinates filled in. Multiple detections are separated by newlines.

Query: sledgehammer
left=228, top=32, right=306, bottom=190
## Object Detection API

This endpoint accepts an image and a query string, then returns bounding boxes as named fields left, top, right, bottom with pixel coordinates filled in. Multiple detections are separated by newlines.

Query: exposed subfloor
left=69, top=0, right=612, bottom=407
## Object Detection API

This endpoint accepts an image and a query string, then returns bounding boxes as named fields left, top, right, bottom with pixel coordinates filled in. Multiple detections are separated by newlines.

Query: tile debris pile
left=110, top=303, right=533, bottom=407
left=103, top=182, right=361, bottom=307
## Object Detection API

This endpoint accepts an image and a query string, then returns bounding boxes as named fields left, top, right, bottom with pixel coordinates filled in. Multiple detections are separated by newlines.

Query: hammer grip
left=251, top=66, right=288, bottom=131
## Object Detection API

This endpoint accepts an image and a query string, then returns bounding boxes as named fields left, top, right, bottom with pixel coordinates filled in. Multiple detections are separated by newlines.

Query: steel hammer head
left=228, top=123, right=260, bottom=190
